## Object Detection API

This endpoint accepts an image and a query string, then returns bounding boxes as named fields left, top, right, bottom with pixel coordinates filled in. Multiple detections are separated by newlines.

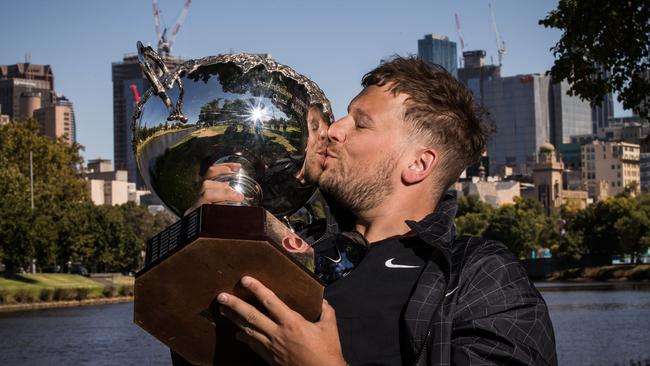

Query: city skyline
left=0, top=0, right=631, bottom=161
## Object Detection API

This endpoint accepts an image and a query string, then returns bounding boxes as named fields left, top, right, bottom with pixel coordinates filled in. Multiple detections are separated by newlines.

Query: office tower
left=549, top=81, right=592, bottom=146
left=112, top=53, right=183, bottom=186
left=592, top=93, right=614, bottom=133
left=33, top=95, right=76, bottom=146
left=418, top=34, right=457, bottom=78
left=484, top=74, right=552, bottom=175
left=581, top=140, right=641, bottom=199
left=0, top=63, right=55, bottom=120
left=457, top=50, right=501, bottom=106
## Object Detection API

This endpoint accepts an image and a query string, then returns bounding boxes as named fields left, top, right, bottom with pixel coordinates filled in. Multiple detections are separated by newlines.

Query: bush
left=53, top=288, right=77, bottom=301
left=75, top=288, right=90, bottom=301
left=13, top=289, right=36, bottom=303
left=119, top=284, right=134, bottom=297
left=0, top=289, right=10, bottom=304
left=39, top=288, right=54, bottom=302
left=103, top=286, right=118, bottom=298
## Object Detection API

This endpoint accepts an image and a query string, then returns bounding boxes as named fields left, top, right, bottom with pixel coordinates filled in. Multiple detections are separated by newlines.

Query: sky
left=0, top=0, right=630, bottom=162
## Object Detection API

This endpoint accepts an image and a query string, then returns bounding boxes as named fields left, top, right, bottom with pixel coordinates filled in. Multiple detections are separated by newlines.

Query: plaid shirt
left=402, top=192, right=557, bottom=366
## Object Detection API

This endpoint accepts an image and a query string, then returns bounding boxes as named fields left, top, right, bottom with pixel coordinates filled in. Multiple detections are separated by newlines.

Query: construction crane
left=489, top=3, right=506, bottom=67
left=152, top=0, right=192, bottom=56
left=454, top=13, right=465, bottom=68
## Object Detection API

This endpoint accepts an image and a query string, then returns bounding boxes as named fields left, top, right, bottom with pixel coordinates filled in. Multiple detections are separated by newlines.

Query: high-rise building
left=457, top=50, right=500, bottom=106
left=112, top=54, right=184, bottom=186
left=484, top=74, right=594, bottom=176
left=418, top=34, right=457, bottom=78
left=484, top=74, right=552, bottom=175
left=33, top=95, right=76, bottom=145
left=0, top=63, right=55, bottom=120
left=591, top=93, right=614, bottom=133
left=549, top=81, right=592, bottom=145
left=581, top=140, right=640, bottom=199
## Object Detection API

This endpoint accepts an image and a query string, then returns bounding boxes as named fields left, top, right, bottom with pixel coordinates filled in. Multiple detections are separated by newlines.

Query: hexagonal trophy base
left=134, top=205, right=324, bottom=365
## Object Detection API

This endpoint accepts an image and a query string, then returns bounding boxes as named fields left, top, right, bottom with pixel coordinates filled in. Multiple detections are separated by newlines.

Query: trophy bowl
left=133, top=46, right=333, bottom=218
left=132, top=43, right=333, bottom=365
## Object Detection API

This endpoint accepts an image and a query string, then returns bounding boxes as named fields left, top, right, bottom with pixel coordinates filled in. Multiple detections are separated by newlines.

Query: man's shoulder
left=450, top=235, right=517, bottom=271
left=449, top=235, right=537, bottom=297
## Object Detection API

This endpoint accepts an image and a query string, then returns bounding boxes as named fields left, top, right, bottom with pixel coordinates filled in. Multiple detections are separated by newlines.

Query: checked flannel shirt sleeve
left=450, top=241, right=557, bottom=366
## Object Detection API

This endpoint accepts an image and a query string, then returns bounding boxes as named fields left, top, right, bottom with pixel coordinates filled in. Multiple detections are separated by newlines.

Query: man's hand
left=217, top=276, right=346, bottom=366
left=185, top=163, right=245, bottom=215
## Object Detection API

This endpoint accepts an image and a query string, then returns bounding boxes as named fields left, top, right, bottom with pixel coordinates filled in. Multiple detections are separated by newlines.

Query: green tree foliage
left=455, top=193, right=650, bottom=261
left=0, top=120, right=87, bottom=270
left=455, top=195, right=494, bottom=236
left=482, top=197, right=555, bottom=259
left=539, top=0, right=650, bottom=118
left=0, top=121, right=174, bottom=273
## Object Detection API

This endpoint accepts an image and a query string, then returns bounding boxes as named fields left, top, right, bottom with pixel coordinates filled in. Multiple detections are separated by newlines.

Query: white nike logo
left=445, top=286, right=458, bottom=297
left=384, top=258, right=420, bottom=269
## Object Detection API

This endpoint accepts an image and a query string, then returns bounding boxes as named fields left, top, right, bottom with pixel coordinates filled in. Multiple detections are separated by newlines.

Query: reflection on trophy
left=132, top=42, right=333, bottom=365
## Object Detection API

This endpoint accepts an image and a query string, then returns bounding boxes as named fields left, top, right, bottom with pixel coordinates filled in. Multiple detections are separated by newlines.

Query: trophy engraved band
left=132, top=42, right=333, bottom=365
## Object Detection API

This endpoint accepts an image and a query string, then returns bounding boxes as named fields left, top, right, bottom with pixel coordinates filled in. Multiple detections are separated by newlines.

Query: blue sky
left=0, top=0, right=630, bottom=161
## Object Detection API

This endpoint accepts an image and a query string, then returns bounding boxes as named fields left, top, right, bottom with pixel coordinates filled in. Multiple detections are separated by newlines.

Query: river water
left=0, top=284, right=649, bottom=365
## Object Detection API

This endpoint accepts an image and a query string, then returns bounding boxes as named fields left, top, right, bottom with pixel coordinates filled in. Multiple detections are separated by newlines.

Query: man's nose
left=327, top=116, right=349, bottom=143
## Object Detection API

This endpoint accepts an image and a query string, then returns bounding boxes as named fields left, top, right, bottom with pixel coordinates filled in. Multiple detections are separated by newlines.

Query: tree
left=455, top=195, right=494, bottom=237
left=482, top=197, right=555, bottom=259
left=0, top=120, right=88, bottom=271
left=539, top=0, right=650, bottom=118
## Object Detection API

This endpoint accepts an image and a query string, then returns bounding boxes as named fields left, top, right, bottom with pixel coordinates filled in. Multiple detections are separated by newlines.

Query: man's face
left=301, top=105, right=330, bottom=184
left=319, top=84, right=410, bottom=213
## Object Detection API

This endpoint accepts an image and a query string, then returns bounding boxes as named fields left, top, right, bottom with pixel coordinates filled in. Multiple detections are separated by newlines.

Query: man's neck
left=354, top=191, right=439, bottom=244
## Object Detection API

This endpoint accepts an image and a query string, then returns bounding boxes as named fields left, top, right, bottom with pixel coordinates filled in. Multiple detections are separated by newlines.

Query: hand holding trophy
left=132, top=42, right=333, bottom=365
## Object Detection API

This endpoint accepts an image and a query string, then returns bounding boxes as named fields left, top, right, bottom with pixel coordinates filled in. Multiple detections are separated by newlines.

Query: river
left=0, top=284, right=649, bottom=365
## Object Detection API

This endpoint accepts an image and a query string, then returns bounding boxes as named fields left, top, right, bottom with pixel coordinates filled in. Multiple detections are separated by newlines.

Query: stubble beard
left=302, top=159, right=321, bottom=185
left=319, top=151, right=400, bottom=214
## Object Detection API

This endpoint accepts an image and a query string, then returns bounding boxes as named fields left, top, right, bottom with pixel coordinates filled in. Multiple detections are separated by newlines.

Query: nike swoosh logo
left=445, top=286, right=458, bottom=297
left=323, top=248, right=342, bottom=263
left=385, top=258, right=420, bottom=269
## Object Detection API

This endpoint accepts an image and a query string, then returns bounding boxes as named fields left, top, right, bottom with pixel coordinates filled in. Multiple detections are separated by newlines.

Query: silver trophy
left=132, top=42, right=331, bottom=365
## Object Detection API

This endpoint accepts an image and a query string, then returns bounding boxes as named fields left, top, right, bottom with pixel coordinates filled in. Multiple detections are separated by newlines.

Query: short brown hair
left=362, top=56, right=492, bottom=190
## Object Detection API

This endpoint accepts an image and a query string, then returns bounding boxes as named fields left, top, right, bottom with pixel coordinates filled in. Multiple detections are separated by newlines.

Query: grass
left=0, top=274, right=134, bottom=305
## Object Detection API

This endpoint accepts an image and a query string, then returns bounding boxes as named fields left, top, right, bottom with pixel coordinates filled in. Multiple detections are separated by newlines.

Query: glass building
left=418, top=34, right=457, bottom=78
left=549, top=81, right=592, bottom=146
left=484, top=74, right=552, bottom=176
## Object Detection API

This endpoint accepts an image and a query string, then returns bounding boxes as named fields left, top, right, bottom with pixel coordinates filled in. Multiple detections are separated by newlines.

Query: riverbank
left=0, top=273, right=134, bottom=312
left=0, top=296, right=133, bottom=313
left=546, top=264, right=650, bottom=282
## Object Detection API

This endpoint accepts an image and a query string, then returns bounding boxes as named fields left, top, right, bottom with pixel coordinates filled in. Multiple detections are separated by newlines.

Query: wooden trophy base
left=134, top=205, right=324, bottom=365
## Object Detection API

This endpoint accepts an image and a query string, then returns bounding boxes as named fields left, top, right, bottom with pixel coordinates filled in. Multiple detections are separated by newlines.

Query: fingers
left=238, top=276, right=296, bottom=324
left=184, top=180, right=245, bottom=216
left=199, top=180, right=244, bottom=203
left=217, top=291, right=279, bottom=339
left=205, top=163, right=241, bottom=179
left=219, top=305, right=271, bottom=347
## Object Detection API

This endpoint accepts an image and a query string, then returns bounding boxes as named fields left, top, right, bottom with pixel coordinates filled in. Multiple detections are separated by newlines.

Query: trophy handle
left=136, top=41, right=188, bottom=123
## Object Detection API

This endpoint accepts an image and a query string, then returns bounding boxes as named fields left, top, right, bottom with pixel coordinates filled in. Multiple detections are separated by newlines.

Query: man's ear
left=402, top=148, right=438, bottom=184
left=282, top=234, right=310, bottom=253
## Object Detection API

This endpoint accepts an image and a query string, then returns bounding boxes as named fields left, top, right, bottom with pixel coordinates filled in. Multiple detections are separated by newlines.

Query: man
left=213, top=57, right=557, bottom=365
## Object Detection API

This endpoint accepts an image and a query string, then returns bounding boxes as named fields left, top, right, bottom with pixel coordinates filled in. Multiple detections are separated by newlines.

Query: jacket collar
left=405, top=190, right=458, bottom=269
